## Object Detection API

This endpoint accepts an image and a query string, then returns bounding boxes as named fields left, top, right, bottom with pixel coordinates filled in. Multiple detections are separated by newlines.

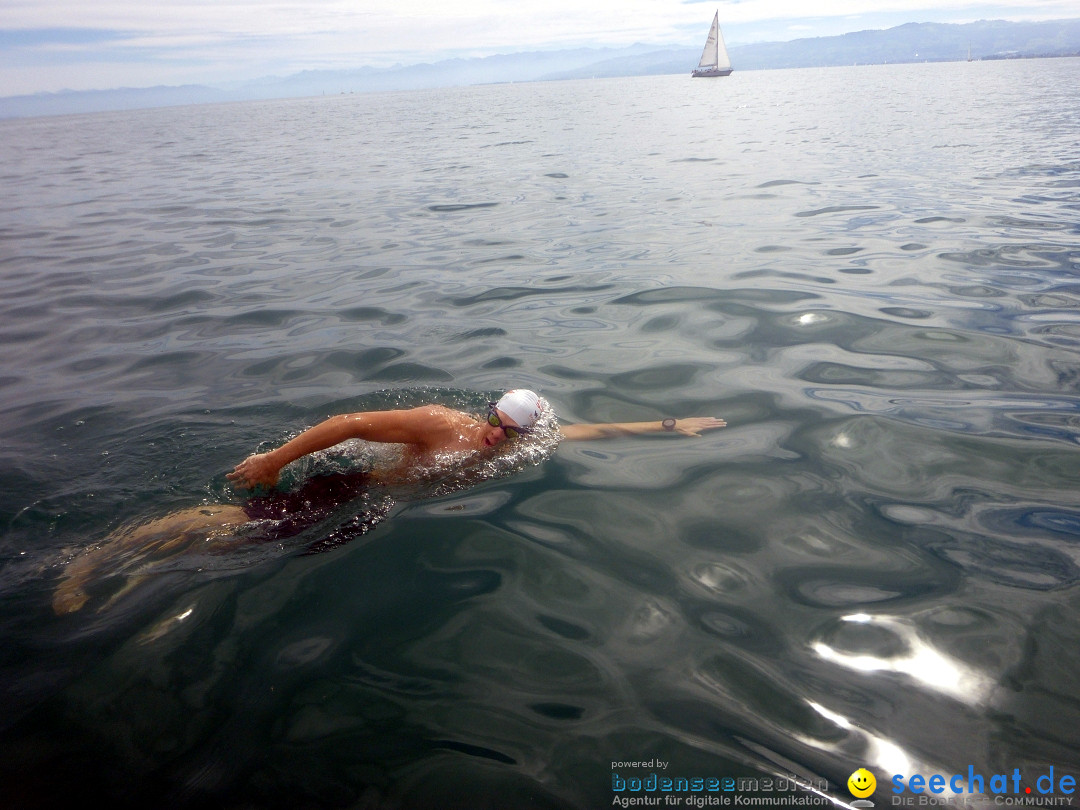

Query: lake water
left=2, top=59, right=1079, bottom=808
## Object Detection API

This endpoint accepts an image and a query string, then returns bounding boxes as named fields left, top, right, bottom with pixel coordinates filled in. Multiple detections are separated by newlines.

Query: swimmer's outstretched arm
left=559, top=416, right=726, bottom=441
left=227, top=407, right=448, bottom=489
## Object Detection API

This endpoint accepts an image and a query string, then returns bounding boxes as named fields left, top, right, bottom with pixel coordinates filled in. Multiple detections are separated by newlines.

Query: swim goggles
left=487, top=403, right=532, bottom=439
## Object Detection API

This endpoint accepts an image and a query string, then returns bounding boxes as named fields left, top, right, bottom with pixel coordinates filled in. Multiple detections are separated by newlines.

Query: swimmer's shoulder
left=402, top=403, right=470, bottom=425
left=401, top=404, right=477, bottom=441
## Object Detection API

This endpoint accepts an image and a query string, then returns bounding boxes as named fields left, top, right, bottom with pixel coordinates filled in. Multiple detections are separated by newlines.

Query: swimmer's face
left=847, top=769, right=876, bottom=798
left=482, top=407, right=523, bottom=447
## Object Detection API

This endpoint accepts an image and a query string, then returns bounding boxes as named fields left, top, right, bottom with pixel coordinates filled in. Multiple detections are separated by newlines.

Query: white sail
left=715, top=18, right=732, bottom=70
left=697, top=13, right=719, bottom=69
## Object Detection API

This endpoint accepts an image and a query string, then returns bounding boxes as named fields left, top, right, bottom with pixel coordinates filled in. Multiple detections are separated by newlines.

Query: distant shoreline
left=3, top=18, right=1079, bottom=120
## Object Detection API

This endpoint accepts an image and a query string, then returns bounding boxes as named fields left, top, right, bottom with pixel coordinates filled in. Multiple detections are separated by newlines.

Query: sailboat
left=691, top=11, right=733, bottom=78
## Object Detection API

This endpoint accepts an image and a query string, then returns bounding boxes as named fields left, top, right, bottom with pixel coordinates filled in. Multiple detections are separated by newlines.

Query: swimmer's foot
left=96, top=574, right=150, bottom=613
left=53, top=579, right=89, bottom=615
left=49, top=505, right=249, bottom=617
left=53, top=546, right=97, bottom=615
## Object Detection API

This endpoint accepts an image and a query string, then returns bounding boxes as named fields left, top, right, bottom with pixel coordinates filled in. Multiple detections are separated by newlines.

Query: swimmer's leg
left=52, top=504, right=249, bottom=616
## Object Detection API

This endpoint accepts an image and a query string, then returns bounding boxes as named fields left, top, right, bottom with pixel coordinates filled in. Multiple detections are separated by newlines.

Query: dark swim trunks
left=242, top=470, right=377, bottom=549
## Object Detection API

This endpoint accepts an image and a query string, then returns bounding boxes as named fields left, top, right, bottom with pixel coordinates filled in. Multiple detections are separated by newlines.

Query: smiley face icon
left=848, top=768, right=876, bottom=798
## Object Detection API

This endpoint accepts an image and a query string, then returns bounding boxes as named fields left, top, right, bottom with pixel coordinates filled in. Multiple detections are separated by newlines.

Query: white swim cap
left=495, top=389, right=544, bottom=428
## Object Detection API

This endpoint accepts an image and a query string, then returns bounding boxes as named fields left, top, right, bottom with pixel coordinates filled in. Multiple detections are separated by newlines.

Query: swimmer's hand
left=673, top=416, right=727, bottom=437
left=226, top=452, right=282, bottom=490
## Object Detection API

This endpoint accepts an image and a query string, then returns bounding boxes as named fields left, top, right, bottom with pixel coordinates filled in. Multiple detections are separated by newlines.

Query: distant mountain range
left=3, top=18, right=1079, bottom=119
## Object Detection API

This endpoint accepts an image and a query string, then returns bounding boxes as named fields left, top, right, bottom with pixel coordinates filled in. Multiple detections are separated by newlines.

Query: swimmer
left=227, top=389, right=724, bottom=488
left=52, top=390, right=725, bottom=614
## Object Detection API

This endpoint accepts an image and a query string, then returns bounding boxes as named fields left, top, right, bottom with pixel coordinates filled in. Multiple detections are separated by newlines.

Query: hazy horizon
left=2, top=0, right=1077, bottom=96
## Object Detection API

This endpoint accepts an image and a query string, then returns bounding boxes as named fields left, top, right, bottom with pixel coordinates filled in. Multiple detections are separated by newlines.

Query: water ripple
left=3, top=62, right=1080, bottom=807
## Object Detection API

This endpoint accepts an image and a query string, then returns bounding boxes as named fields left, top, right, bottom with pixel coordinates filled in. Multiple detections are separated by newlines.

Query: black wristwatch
left=662, top=418, right=677, bottom=432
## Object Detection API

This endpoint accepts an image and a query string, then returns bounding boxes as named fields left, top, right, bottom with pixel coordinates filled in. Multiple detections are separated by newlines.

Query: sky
left=1, top=0, right=1076, bottom=96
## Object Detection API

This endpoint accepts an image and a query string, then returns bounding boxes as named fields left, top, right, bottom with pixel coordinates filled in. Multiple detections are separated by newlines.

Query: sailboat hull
left=691, top=68, right=732, bottom=78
